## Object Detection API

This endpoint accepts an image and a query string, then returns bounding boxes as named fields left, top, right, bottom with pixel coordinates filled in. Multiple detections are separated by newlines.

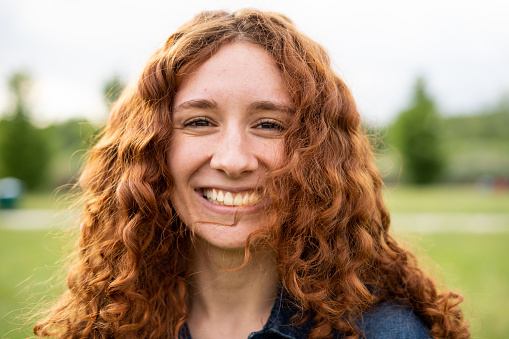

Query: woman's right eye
left=183, top=117, right=213, bottom=128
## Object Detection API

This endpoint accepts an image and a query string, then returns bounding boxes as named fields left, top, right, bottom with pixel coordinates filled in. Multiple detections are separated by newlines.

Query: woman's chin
left=189, top=221, right=267, bottom=252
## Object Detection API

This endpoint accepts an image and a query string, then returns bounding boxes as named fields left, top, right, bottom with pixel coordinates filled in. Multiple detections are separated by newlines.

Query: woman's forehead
left=173, top=42, right=292, bottom=110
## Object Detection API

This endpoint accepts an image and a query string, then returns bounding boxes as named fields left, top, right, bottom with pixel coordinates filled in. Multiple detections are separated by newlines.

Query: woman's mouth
left=201, top=188, right=261, bottom=207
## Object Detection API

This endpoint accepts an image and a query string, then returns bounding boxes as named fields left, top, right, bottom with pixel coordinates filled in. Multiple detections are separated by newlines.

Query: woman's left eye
left=255, top=120, right=285, bottom=131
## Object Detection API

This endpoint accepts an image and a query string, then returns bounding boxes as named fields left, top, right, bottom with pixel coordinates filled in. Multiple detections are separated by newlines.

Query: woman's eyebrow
left=248, top=100, right=294, bottom=114
left=173, top=99, right=293, bottom=114
left=173, top=99, right=218, bottom=113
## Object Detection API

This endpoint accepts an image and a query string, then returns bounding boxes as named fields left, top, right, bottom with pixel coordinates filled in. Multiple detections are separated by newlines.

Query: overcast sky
left=1, top=0, right=508, bottom=125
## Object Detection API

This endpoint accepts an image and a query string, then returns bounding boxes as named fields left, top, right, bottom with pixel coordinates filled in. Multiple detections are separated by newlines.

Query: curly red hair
left=34, top=9, right=469, bottom=338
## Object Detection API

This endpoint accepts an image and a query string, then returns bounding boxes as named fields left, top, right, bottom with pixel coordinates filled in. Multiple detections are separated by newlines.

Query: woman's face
left=168, top=42, right=292, bottom=250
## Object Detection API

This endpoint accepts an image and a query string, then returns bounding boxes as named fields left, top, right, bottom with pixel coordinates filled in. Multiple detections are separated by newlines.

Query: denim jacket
left=179, top=290, right=431, bottom=339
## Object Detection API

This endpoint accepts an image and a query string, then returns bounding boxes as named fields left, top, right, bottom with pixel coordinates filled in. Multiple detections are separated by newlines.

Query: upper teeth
left=203, top=188, right=260, bottom=206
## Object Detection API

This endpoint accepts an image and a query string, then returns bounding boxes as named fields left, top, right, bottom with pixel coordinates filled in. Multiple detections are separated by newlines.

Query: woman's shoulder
left=356, top=302, right=431, bottom=339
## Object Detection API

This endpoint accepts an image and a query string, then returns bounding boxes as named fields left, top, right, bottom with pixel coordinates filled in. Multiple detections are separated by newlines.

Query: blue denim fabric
left=179, top=290, right=431, bottom=338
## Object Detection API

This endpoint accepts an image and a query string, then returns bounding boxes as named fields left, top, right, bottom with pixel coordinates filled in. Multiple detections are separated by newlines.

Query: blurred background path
left=0, top=209, right=73, bottom=230
left=2, top=209, right=509, bottom=233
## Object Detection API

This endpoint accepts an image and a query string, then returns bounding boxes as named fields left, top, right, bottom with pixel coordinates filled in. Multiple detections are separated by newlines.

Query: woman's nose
left=210, top=127, right=258, bottom=177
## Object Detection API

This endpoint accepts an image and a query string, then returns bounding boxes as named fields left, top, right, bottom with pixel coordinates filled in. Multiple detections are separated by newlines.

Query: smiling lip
left=196, top=188, right=264, bottom=214
left=201, top=188, right=261, bottom=206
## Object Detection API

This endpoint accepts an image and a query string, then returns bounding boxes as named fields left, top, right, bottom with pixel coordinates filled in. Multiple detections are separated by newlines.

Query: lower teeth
left=204, top=196, right=224, bottom=205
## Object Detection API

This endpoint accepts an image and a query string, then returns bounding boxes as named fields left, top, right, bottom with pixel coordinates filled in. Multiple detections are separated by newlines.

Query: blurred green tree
left=443, top=94, right=509, bottom=140
left=0, top=72, right=51, bottom=189
left=390, top=78, right=445, bottom=184
left=41, top=119, right=98, bottom=187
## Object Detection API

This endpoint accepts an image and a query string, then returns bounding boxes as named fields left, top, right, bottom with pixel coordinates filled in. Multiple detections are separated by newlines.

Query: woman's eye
left=256, top=120, right=285, bottom=131
left=183, top=118, right=212, bottom=128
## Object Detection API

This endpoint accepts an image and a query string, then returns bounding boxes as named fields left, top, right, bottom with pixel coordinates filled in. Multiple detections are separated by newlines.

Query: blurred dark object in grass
left=477, top=175, right=509, bottom=194
left=0, top=177, right=24, bottom=209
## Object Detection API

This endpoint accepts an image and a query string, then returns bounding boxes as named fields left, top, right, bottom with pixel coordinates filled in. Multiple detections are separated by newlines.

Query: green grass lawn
left=384, top=184, right=509, bottom=213
left=16, top=184, right=509, bottom=212
left=2, top=229, right=506, bottom=338
left=398, top=232, right=509, bottom=338
left=1, top=185, right=508, bottom=338
left=16, top=190, right=71, bottom=210
left=0, top=229, right=70, bottom=338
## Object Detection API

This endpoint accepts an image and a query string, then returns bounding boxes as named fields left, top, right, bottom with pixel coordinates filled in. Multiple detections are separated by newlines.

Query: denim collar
left=179, top=289, right=312, bottom=339
left=179, top=292, right=431, bottom=339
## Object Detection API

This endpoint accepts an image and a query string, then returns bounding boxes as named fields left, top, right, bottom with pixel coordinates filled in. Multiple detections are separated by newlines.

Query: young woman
left=34, top=9, right=470, bottom=338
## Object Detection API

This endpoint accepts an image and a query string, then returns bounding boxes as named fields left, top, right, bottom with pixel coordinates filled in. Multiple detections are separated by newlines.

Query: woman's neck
left=187, top=238, right=279, bottom=339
